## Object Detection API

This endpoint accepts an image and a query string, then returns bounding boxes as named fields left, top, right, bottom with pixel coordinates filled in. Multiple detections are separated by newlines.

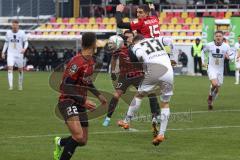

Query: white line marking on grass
left=2, top=125, right=240, bottom=140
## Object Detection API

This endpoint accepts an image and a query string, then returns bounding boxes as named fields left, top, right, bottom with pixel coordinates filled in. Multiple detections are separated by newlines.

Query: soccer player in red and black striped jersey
left=53, top=32, right=107, bottom=160
left=116, top=4, right=160, bottom=38
left=102, top=30, right=160, bottom=136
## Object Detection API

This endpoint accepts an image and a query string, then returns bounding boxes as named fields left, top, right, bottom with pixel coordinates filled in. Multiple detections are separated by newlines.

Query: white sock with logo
left=159, top=108, right=170, bottom=136
left=8, top=70, right=13, bottom=89
left=124, top=97, right=142, bottom=123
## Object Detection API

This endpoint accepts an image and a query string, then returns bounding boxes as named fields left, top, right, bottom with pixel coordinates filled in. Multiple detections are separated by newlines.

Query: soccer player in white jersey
left=118, top=34, right=174, bottom=146
left=234, top=35, right=240, bottom=85
left=201, top=31, right=235, bottom=110
left=1, top=20, right=28, bottom=90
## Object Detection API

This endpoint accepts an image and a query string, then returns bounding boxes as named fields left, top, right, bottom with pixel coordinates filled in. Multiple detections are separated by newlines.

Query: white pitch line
left=2, top=125, right=240, bottom=140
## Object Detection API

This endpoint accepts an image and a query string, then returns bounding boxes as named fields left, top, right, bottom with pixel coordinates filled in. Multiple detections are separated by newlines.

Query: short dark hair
left=81, top=32, right=96, bottom=49
left=12, top=20, right=19, bottom=24
left=138, top=4, right=151, bottom=13
left=215, top=30, right=224, bottom=35
left=133, top=34, right=145, bottom=43
left=124, top=30, right=134, bottom=37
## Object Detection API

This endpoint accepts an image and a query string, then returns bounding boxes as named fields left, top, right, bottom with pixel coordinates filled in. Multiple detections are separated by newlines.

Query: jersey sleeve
left=130, top=19, right=143, bottom=31
left=5, top=31, right=9, bottom=42
left=201, top=44, right=210, bottom=64
left=226, top=44, right=235, bottom=60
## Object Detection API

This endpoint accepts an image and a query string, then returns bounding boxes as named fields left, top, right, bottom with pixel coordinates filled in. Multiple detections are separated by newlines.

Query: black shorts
left=115, top=75, right=143, bottom=94
left=58, top=99, right=88, bottom=127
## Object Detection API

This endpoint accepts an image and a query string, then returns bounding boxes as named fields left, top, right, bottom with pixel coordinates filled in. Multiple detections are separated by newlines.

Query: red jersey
left=59, top=54, right=95, bottom=103
left=114, top=46, right=143, bottom=78
left=130, top=16, right=160, bottom=38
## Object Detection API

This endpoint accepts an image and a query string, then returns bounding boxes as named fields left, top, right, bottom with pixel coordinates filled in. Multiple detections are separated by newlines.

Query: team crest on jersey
left=69, top=64, right=78, bottom=74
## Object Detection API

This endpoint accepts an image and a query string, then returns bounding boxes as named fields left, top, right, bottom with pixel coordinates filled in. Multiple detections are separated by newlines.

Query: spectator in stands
left=63, top=48, right=75, bottom=62
left=178, top=49, right=188, bottom=74
left=191, top=38, right=203, bottom=75
left=39, top=46, right=49, bottom=71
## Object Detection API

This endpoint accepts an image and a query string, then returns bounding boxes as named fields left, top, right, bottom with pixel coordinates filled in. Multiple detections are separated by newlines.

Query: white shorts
left=208, top=69, right=223, bottom=85
left=138, top=67, right=174, bottom=102
left=7, top=56, right=24, bottom=68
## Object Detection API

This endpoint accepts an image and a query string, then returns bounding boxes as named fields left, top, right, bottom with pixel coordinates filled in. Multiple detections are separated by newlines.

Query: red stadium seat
left=76, top=32, right=81, bottom=35
left=178, top=18, right=185, bottom=24
left=62, top=18, right=69, bottom=23
left=210, top=12, right=217, bottom=17
left=66, top=24, right=73, bottom=29
left=187, top=32, right=193, bottom=36
left=164, top=32, right=172, bottom=36
left=96, top=17, right=103, bottom=23
left=217, top=12, right=225, bottom=19
left=159, top=32, right=164, bottom=36
left=182, top=25, right=189, bottom=30
left=233, top=12, right=240, bottom=16
left=163, top=18, right=170, bottom=24
left=52, top=24, right=59, bottom=29
left=166, top=12, right=174, bottom=18
left=189, top=12, right=196, bottom=18
left=50, top=17, right=56, bottom=23
left=82, top=18, right=89, bottom=23
left=203, top=12, right=210, bottom=17
left=76, top=18, right=83, bottom=23
left=99, top=24, right=106, bottom=29
left=174, top=12, right=181, bottom=17
left=63, top=31, right=68, bottom=35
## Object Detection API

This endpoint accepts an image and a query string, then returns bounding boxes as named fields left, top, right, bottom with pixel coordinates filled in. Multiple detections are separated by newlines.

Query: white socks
left=8, top=70, right=13, bottom=89
left=124, top=97, right=142, bottom=123
left=159, top=108, right=170, bottom=136
left=235, top=70, right=239, bottom=84
left=18, top=71, right=23, bottom=89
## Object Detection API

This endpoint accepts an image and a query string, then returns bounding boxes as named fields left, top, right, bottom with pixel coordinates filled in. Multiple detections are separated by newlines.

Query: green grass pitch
left=0, top=72, right=239, bottom=160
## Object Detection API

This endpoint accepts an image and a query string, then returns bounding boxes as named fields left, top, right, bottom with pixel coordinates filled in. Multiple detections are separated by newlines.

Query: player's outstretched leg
left=18, top=68, right=23, bottom=90
left=118, top=96, right=142, bottom=129
left=148, top=94, right=160, bottom=137
left=102, top=91, right=122, bottom=127
left=152, top=99, right=170, bottom=146
left=8, top=67, right=13, bottom=90
left=208, top=80, right=220, bottom=110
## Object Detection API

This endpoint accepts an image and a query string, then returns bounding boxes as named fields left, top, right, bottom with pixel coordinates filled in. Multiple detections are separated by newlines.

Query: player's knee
left=114, top=91, right=122, bottom=99
left=160, top=95, right=171, bottom=104
left=72, top=134, right=85, bottom=145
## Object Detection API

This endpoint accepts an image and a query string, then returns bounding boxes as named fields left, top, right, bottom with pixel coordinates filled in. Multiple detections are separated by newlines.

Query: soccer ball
left=106, top=35, right=124, bottom=52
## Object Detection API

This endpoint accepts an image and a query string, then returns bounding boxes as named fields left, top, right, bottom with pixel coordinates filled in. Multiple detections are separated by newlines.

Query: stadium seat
left=181, top=12, right=188, bottom=19
left=177, top=39, right=184, bottom=43
left=46, top=24, right=53, bottom=29
left=164, top=32, right=172, bottom=36
left=185, top=39, right=191, bottom=43
left=179, top=32, right=186, bottom=37
left=109, top=17, right=116, bottom=24
left=85, top=24, right=92, bottom=30
left=69, top=31, right=75, bottom=35
left=193, top=17, right=200, bottom=24
left=43, top=32, right=49, bottom=35
left=73, top=24, right=78, bottom=29
left=99, top=24, right=106, bottom=29
left=172, top=32, right=179, bottom=36
left=66, top=24, right=73, bottom=29
left=190, top=24, right=197, bottom=30
left=160, top=24, right=167, bottom=30
left=63, top=31, right=68, bottom=35
left=92, top=24, right=98, bottom=29
left=189, top=12, right=196, bottom=18
left=79, top=24, right=85, bottom=30
left=168, top=24, right=175, bottom=30
left=233, top=12, right=240, bottom=16
left=50, top=17, right=56, bottom=23
left=211, top=12, right=217, bottom=17
left=69, top=18, right=76, bottom=23
left=123, top=17, right=130, bottom=23
left=49, top=31, right=56, bottom=35
left=76, top=18, right=82, bottom=24
left=159, top=32, right=164, bottom=36
left=182, top=25, right=190, bottom=30
left=203, top=12, right=210, bottom=17
left=112, top=24, right=117, bottom=30
left=36, top=31, right=43, bottom=35
left=225, top=11, right=232, bottom=18
left=217, top=12, right=225, bottom=19
left=96, top=17, right=103, bottom=23
left=185, top=17, right=192, bottom=24
left=194, top=32, right=201, bottom=37
left=56, top=18, right=62, bottom=23
left=89, top=17, right=96, bottom=24
left=62, top=18, right=69, bottom=23
left=166, top=12, right=174, bottom=18
left=187, top=32, right=193, bottom=36
left=76, top=31, right=81, bottom=35
left=171, top=17, right=178, bottom=24
left=175, top=24, right=182, bottom=30
left=82, top=18, right=89, bottom=23
left=174, top=12, right=181, bottom=17
left=103, top=17, right=109, bottom=24
left=163, top=18, right=170, bottom=24
left=178, top=18, right=185, bottom=24
left=56, top=31, right=62, bottom=35
left=40, top=24, right=46, bottom=29
left=197, top=25, right=202, bottom=30
left=59, top=24, right=65, bottom=29
left=106, top=24, right=113, bottom=30
left=160, top=12, right=167, bottom=18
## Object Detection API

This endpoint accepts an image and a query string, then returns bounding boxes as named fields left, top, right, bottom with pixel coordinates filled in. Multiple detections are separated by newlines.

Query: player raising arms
left=53, top=32, right=107, bottom=160
left=1, top=20, right=28, bottom=90
left=102, top=30, right=160, bottom=137
left=201, top=31, right=235, bottom=110
left=116, top=4, right=160, bottom=38
left=118, top=34, right=175, bottom=146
